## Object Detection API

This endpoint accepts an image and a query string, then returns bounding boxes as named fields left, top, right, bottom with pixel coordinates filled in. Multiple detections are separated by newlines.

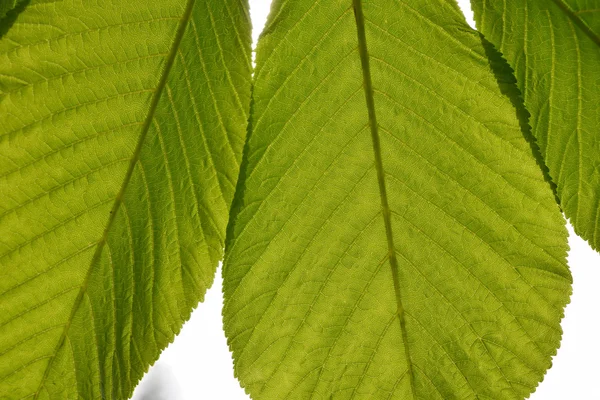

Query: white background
left=132, top=1, right=600, bottom=398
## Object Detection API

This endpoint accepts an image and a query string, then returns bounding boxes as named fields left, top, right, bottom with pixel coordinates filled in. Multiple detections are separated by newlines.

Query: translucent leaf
left=472, top=0, right=600, bottom=251
left=0, top=0, right=21, bottom=20
left=223, top=0, right=571, bottom=398
left=0, top=0, right=251, bottom=397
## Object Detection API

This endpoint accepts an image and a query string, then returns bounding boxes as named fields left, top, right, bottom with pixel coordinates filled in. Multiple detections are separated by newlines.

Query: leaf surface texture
left=223, top=0, right=571, bottom=399
left=0, top=0, right=20, bottom=20
left=0, top=0, right=251, bottom=397
left=472, top=0, right=600, bottom=250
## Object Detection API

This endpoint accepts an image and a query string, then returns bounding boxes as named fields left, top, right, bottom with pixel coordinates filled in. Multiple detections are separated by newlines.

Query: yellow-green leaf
left=223, top=0, right=571, bottom=399
left=472, top=0, right=600, bottom=251
left=0, top=0, right=251, bottom=397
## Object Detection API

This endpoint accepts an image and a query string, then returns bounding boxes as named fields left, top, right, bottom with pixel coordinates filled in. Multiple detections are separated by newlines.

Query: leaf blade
left=0, top=0, right=20, bottom=20
left=0, top=0, right=251, bottom=398
left=471, top=0, right=600, bottom=251
left=223, top=0, right=571, bottom=399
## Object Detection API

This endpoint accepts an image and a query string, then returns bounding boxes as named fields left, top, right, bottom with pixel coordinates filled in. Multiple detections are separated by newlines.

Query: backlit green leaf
left=0, top=0, right=20, bottom=20
left=472, top=0, right=600, bottom=251
left=0, top=0, right=251, bottom=397
left=223, top=0, right=571, bottom=399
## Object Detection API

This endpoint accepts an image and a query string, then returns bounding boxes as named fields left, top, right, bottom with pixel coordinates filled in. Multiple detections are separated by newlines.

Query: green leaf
left=0, top=0, right=28, bottom=39
left=223, top=0, right=571, bottom=399
left=471, top=0, right=600, bottom=251
left=0, top=0, right=251, bottom=398
left=0, top=0, right=20, bottom=20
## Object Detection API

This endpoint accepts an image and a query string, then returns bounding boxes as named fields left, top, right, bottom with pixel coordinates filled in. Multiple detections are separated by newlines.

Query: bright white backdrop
left=132, top=1, right=600, bottom=398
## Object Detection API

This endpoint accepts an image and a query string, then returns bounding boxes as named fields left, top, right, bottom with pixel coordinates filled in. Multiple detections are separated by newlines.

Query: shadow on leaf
left=479, top=32, right=561, bottom=208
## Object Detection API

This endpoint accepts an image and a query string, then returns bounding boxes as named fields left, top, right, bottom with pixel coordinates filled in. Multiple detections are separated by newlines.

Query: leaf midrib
left=31, top=0, right=197, bottom=397
left=351, top=0, right=416, bottom=396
